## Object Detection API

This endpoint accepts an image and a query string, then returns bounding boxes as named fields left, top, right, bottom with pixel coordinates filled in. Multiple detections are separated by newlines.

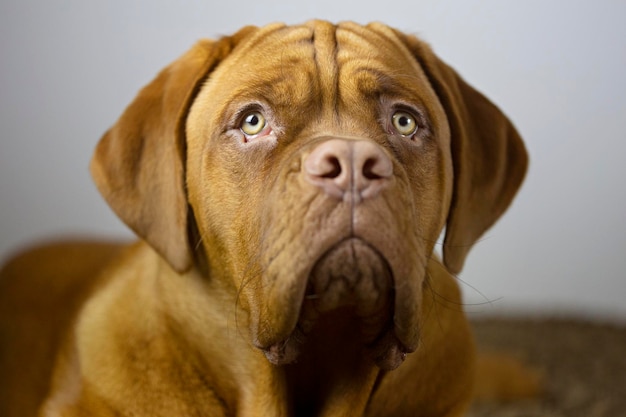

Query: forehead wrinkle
left=335, top=23, right=435, bottom=115
left=219, top=24, right=317, bottom=85
left=306, top=20, right=339, bottom=115
left=337, top=22, right=415, bottom=66
left=336, top=25, right=422, bottom=87
left=210, top=25, right=321, bottom=117
left=226, top=69, right=318, bottom=113
left=228, top=23, right=309, bottom=64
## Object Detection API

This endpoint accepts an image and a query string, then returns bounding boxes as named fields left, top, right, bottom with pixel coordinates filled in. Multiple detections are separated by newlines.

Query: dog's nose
left=304, top=139, right=392, bottom=201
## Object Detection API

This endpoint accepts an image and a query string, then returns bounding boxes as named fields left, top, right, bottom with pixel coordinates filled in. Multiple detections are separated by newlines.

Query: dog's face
left=185, top=22, right=452, bottom=369
left=91, top=21, right=527, bottom=371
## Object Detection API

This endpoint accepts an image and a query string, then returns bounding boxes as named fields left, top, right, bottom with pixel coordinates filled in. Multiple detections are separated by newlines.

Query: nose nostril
left=362, top=158, right=384, bottom=180
left=362, top=158, right=382, bottom=180
left=320, top=156, right=342, bottom=179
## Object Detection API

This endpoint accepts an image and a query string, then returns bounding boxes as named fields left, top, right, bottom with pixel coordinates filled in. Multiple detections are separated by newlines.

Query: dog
left=0, top=20, right=534, bottom=416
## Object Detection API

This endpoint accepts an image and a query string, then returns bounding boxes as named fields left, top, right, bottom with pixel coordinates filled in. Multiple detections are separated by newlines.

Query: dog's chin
left=261, top=238, right=410, bottom=371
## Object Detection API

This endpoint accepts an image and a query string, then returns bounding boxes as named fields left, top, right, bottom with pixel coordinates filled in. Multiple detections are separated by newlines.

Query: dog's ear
left=91, top=28, right=256, bottom=273
left=392, top=30, right=528, bottom=274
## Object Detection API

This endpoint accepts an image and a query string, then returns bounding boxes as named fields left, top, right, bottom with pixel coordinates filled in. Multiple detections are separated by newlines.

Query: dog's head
left=91, top=21, right=527, bottom=370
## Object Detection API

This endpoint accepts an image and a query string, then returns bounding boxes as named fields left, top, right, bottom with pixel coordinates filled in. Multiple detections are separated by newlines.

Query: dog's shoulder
left=0, top=240, right=131, bottom=314
left=0, top=240, right=131, bottom=416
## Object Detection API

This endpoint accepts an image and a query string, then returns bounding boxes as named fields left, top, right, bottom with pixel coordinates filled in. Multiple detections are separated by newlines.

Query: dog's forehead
left=333, top=22, right=435, bottom=106
left=238, top=21, right=419, bottom=69
left=207, top=21, right=433, bottom=109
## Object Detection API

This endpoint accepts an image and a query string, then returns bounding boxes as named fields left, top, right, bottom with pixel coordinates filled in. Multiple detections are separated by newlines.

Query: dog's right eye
left=391, top=111, right=418, bottom=137
left=240, top=111, right=267, bottom=137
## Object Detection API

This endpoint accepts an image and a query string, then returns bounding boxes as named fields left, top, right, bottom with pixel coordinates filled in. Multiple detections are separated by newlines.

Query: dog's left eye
left=240, top=111, right=267, bottom=136
left=391, top=111, right=418, bottom=137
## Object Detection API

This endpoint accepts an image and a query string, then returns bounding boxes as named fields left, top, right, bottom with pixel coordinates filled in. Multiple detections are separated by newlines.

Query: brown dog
left=0, top=21, right=531, bottom=416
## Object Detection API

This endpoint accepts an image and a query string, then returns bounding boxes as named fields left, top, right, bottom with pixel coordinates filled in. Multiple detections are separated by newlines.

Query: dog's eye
left=391, top=111, right=418, bottom=137
left=240, top=111, right=267, bottom=136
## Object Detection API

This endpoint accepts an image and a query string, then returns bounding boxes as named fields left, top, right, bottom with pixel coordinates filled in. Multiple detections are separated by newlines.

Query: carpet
left=468, top=318, right=626, bottom=416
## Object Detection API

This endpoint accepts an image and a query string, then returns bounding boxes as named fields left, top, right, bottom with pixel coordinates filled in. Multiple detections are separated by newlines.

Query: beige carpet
left=468, top=318, right=626, bottom=417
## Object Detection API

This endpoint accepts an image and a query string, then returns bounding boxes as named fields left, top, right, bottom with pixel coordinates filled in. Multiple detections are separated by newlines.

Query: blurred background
left=1, top=1, right=625, bottom=320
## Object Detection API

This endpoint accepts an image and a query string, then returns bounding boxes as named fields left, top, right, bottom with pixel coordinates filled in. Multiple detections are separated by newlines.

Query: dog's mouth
left=261, top=237, right=411, bottom=371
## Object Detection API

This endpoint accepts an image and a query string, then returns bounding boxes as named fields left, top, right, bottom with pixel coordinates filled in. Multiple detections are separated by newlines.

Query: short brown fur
left=0, top=21, right=534, bottom=416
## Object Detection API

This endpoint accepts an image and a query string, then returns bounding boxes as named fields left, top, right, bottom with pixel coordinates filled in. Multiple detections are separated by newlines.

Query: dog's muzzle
left=260, top=138, right=411, bottom=370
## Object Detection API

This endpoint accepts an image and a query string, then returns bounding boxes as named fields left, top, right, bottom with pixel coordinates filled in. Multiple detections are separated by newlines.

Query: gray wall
left=1, top=1, right=625, bottom=319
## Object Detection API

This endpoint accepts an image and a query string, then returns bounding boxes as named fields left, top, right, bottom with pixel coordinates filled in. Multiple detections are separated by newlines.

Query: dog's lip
left=261, top=322, right=410, bottom=371
left=257, top=236, right=419, bottom=370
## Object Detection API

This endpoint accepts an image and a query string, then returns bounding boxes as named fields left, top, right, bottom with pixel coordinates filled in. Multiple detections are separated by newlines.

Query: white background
left=1, top=1, right=625, bottom=320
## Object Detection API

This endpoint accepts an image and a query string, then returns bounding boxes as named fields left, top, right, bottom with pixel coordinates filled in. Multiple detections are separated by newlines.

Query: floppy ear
left=394, top=30, right=528, bottom=274
left=90, top=28, right=255, bottom=273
